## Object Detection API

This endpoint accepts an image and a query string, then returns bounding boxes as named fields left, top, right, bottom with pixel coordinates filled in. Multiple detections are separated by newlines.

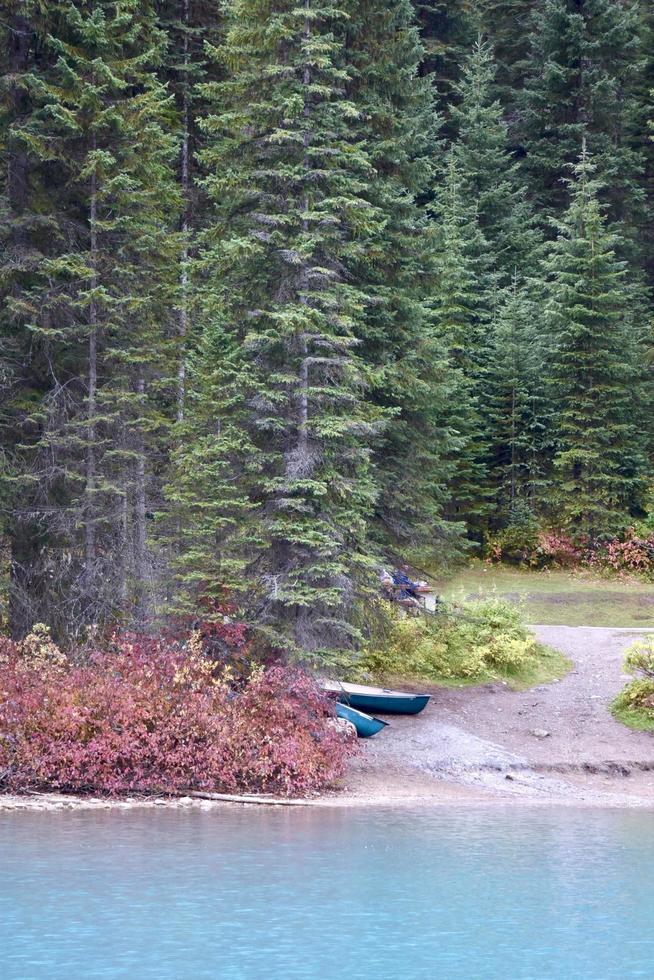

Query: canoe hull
left=340, top=692, right=430, bottom=715
left=335, top=702, right=388, bottom=738
left=321, top=680, right=431, bottom=716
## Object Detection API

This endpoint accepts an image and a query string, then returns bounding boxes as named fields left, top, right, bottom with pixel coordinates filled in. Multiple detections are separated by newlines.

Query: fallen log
left=187, top=790, right=317, bottom=807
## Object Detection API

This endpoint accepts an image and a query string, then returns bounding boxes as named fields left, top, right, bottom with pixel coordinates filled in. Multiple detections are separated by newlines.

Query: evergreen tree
left=429, top=157, right=491, bottom=530
left=176, top=0, right=385, bottom=658
left=476, top=0, right=537, bottom=109
left=345, top=0, right=465, bottom=560
left=1, top=1, right=180, bottom=635
left=0, top=2, right=54, bottom=630
left=448, top=39, right=541, bottom=285
left=156, top=0, right=223, bottom=423
left=543, top=153, right=650, bottom=538
left=485, top=272, right=551, bottom=521
left=411, top=0, right=477, bottom=105
left=520, top=0, right=646, bottom=242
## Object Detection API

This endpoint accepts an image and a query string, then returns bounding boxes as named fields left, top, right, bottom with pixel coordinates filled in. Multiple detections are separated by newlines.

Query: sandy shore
left=2, top=626, right=654, bottom=812
left=327, top=625, right=654, bottom=809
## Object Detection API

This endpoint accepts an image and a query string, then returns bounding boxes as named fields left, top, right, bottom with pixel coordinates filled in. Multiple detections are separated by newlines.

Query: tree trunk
left=176, top=0, right=190, bottom=424
left=134, top=370, right=148, bottom=621
left=85, top=139, right=98, bottom=590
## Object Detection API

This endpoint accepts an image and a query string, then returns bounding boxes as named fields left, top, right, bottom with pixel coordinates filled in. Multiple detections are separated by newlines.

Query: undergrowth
left=612, top=637, right=654, bottom=731
left=355, top=598, right=570, bottom=689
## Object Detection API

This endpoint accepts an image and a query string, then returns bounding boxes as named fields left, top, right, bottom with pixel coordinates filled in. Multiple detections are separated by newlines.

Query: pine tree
left=345, top=0, right=465, bottom=560
left=485, top=272, right=551, bottom=522
left=448, top=39, right=541, bottom=285
left=543, top=153, right=650, bottom=538
left=476, top=0, right=537, bottom=108
left=428, top=157, right=491, bottom=531
left=520, top=0, right=646, bottom=242
left=0, top=2, right=54, bottom=632
left=2, top=1, right=180, bottom=635
left=411, top=0, right=477, bottom=105
left=156, top=0, right=224, bottom=423
left=175, top=0, right=385, bottom=658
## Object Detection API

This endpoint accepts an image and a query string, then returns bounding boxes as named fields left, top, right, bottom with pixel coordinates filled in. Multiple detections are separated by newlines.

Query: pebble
left=530, top=728, right=551, bottom=739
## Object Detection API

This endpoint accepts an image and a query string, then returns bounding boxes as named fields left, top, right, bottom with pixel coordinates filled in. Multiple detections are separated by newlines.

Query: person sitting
left=390, top=564, right=423, bottom=611
left=392, top=564, right=419, bottom=599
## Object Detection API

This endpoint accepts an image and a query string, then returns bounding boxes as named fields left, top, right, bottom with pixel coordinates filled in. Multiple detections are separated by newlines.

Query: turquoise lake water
left=1, top=805, right=653, bottom=979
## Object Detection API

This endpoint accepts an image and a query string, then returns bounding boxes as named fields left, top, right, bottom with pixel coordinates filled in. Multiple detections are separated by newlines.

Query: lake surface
left=1, top=805, right=653, bottom=979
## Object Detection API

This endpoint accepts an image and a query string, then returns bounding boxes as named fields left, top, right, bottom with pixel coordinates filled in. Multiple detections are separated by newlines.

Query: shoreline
left=3, top=625, right=653, bottom=814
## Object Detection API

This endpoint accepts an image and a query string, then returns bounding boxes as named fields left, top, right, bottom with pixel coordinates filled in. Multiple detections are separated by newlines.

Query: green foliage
left=448, top=40, right=541, bottom=283
left=346, top=0, right=465, bottom=562
left=357, top=597, right=540, bottom=683
left=0, top=0, right=181, bottom=635
left=485, top=274, right=552, bottom=518
left=623, top=636, right=654, bottom=678
left=520, top=0, right=646, bottom=243
left=543, top=153, right=650, bottom=539
left=484, top=505, right=542, bottom=564
left=612, top=635, right=654, bottom=730
left=612, top=679, right=654, bottom=731
left=2, top=0, right=654, bottom=660
left=171, top=0, right=387, bottom=657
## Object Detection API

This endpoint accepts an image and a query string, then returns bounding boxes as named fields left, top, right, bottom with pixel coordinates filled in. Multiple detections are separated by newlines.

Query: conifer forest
left=2, top=0, right=654, bottom=659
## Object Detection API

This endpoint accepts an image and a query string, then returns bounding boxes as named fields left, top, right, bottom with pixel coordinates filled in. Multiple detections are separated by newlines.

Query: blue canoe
left=322, top=680, right=431, bottom=716
left=335, top=702, right=388, bottom=738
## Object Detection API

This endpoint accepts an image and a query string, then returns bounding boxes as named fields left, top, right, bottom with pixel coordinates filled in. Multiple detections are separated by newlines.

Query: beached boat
left=322, top=680, right=431, bottom=716
left=335, top=702, right=388, bottom=738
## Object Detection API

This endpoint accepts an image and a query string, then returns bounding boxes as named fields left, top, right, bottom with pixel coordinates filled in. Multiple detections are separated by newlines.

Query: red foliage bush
left=533, top=531, right=585, bottom=568
left=586, top=529, right=654, bottom=579
left=0, top=633, right=354, bottom=797
left=487, top=525, right=654, bottom=579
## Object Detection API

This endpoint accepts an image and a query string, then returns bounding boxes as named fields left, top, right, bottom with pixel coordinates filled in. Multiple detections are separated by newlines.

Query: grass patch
left=435, top=563, right=654, bottom=628
left=611, top=702, right=654, bottom=732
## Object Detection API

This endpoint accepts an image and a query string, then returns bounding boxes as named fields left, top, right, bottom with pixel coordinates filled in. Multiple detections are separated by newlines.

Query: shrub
left=484, top=507, right=541, bottom=565
left=0, top=632, right=354, bottom=797
left=612, top=637, right=654, bottom=729
left=486, top=525, right=654, bottom=579
left=357, top=597, right=538, bottom=682
left=586, top=530, right=654, bottom=579
left=623, top=637, right=654, bottom=678
left=532, top=531, right=585, bottom=568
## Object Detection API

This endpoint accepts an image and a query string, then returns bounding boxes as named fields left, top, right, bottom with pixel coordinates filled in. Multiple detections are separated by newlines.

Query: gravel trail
left=341, top=626, right=654, bottom=807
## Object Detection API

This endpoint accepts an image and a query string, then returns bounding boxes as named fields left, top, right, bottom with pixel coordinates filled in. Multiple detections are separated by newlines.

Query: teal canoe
left=322, top=680, right=431, bottom=716
left=335, top=702, right=388, bottom=738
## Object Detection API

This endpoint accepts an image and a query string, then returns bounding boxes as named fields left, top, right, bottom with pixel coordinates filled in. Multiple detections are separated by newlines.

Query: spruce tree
left=428, top=157, right=491, bottom=531
left=156, top=0, right=224, bottom=423
left=2, top=1, right=180, bottom=635
left=520, top=0, right=646, bottom=243
left=485, top=272, right=551, bottom=522
left=411, top=0, right=477, bottom=106
left=448, top=39, right=541, bottom=285
left=0, top=2, right=54, bottom=631
left=476, top=0, right=537, bottom=109
left=176, top=0, right=385, bottom=658
left=345, top=0, right=465, bottom=560
left=543, top=153, right=650, bottom=538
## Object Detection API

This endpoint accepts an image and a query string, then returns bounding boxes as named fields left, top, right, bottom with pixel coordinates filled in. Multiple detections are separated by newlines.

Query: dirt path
left=337, top=626, right=654, bottom=808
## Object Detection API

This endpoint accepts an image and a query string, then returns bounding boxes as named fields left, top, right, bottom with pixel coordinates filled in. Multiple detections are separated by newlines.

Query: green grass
left=611, top=702, right=654, bottom=732
left=436, top=563, right=654, bottom=628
